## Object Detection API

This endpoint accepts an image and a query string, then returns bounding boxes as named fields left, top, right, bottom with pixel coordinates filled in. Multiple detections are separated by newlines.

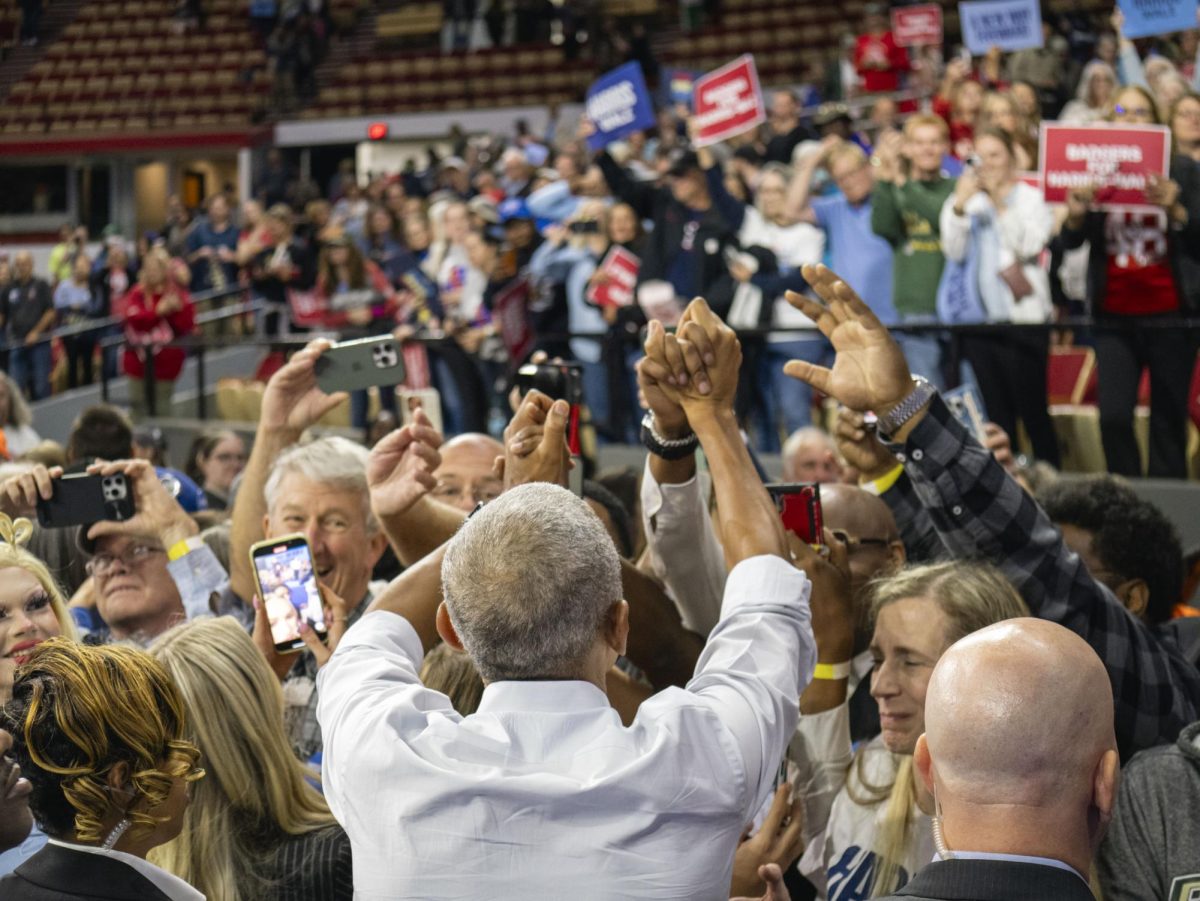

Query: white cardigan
left=939, top=181, right=1054, bottom=324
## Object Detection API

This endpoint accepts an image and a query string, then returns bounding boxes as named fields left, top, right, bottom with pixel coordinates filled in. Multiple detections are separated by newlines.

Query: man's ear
left=261, top=513, right=271, bottom=537
left=1117, top=579, right=1149, bottom=619
left=914, top=734, right=935, bottom=796
left=888, top=539, right=907, bottom=570
left=605, top=600, right=629, bottom=658
left=436, top=602, right=465, bottom=651
left=1091, top=748, right=1120, bottom=846
left=366, top=530, right=388, bottom=568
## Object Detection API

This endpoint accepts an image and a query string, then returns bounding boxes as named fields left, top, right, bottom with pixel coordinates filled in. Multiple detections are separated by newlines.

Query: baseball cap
left=665, top=148, right=702, bottom=178
left=498, top=197, right=533, bottom=223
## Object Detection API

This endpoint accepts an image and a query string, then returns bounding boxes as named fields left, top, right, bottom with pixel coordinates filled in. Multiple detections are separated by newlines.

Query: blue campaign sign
left=959, top=0, right=1044, bottom=54
left=585, top=62, right=656, bottom=152
left=1118, top=0, right=1198, bottom=38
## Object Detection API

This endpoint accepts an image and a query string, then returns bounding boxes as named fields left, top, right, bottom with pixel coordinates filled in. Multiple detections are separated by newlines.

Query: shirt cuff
left=720, top=555, right=811, bottom=620
left=166, top=543, right=228, bottom=621
left=339, top=609, right=427, bottom=669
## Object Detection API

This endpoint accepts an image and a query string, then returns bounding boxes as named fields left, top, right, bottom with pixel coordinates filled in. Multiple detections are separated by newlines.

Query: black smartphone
left=314, top=335, right=406, bottom=394
left=765, top=483, right=823, bottom=546
left=36, top=473, right=134, bottom=529
left=249, top=534, right=327, bottom=654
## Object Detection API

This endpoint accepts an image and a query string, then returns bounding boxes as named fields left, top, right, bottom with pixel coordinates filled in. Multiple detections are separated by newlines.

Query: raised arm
left=783, top=264, right=1200, bottom=760
left=228, top=339, right=348, bottom=603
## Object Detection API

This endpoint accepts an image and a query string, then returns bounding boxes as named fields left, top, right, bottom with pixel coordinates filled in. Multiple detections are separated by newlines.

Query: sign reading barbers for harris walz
left=692, top=54, right=766, bottom=148
left=891, top=4, right=944, bottom=47
left=1117, top=0, right=1200, bottom=39
left=585, top=62, right=657, bottom=152
left=958, top=0, right=1044, bottom=54
left=1039, top=122, right=1171, bottom=210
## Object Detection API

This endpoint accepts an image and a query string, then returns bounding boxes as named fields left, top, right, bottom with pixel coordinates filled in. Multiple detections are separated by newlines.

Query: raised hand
left=367, top=408, right=444, bottom=519
left=500, top=391, right=572, bottom=490
left=85, top=459, right=197, bottom=549
left=252, top=582, right=350, bottom=680
left=641, top=297, right=741, bottom=417
left=0, top=464, right=62, bottom=518
left=782, top=264, right=913, bottom=416
left=260, top=338, right=348, bottom=433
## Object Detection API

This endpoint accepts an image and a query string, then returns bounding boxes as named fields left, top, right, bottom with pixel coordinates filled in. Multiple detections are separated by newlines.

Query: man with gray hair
left=229, top=339, right=397, bottom=759
left=318, top=299, right=820, bottom=898
left=782, top=425, right=843, bottom=483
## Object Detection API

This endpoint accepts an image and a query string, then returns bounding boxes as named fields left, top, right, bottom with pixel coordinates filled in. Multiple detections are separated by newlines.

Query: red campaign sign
left=586, top=246, right=641, bottom=309
left=492, top=275, right=535, bottom=365
left=891, top=4, right=944, bottom=47
left=692, top=55, right=766, bottom=148
left=1039, top=122, right=1171, bottom=210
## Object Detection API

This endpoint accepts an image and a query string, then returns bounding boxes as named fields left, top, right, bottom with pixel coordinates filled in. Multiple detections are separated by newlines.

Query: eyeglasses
left=86, top=543, right=165, bottom=577
left=212, top=452, right=246, bottom=463
left=1114, top=104, right=1154, bottom=120
left=828, top=530, right=893, bottom=552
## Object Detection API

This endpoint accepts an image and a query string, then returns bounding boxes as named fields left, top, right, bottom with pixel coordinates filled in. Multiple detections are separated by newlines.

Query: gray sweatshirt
left=1098, top=721, right=1200, bottom=900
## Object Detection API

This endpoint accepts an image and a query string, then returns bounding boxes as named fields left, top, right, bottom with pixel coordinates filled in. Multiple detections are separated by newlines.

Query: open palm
left=262, top=339, right=348, bottom=432
left=782, top=265, right=912, bottom=414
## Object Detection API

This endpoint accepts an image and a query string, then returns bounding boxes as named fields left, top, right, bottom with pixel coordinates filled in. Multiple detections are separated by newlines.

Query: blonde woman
left=0, top=374, right=41, bottom=460
left=122, top=248, right=196, bottom=419
left=0, top=512, right=79, bottom=705
left=0, top=640, right=203, bottom=900
left=798, top=562, right=1029, bottom=899
left=149, top=617, right=352, bottom=901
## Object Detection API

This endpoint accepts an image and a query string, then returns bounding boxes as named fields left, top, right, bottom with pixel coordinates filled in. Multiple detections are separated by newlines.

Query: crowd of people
left=0, top=259, right=1197, bottom=900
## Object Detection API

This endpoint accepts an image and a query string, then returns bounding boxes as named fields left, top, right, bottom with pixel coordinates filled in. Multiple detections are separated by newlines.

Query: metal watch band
left=876, top=376, right=936, bottom=439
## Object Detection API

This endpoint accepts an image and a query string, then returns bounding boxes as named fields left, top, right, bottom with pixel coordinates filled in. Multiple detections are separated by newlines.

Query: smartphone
left=249, top=534, right=327, bottom=654
left=765, top=483, right=823, bottom=546
left=36, top=473, right=134, bottom=529
left=314, top=335, right=406, bottom=394
left=399, top=387, right=444, bottom=435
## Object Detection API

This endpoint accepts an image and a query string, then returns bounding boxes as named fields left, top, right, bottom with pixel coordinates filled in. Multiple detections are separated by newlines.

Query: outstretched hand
left=367, top=408, right=444, bottom=519
left=782, top=265, right=912, bottom=416
left=499, top=390, right=573, bottom=490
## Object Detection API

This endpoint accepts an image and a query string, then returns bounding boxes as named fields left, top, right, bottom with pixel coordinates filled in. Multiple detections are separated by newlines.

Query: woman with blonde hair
left=799, top=561, right=1029, bottom=899
left=0, top=373, right=41, bottom=460
left=122, top=247, right=196, bottom=419
left=0, top=512, right=79, bottom=705
left=0, top=640, right=203, bottom=899
left=148, top=616, right=352, bottom=901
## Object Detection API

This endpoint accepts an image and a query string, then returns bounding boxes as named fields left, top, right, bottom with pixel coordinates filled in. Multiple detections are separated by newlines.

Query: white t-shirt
left=737, top=209, right=827, bottom=340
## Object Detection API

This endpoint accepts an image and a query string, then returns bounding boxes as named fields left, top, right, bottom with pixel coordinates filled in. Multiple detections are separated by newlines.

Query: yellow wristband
left=167, top=537, right=201, bottom=562
left=813, top=661, right=852, bottom=681
left=860, top=463, right=904, bottom=497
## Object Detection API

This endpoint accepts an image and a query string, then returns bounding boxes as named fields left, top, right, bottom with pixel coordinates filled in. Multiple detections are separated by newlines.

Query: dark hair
left=185, top=429, right=236, bottom=487
left=67, top=405, right=133, bottom=464
left=1041, top=476, right=1182, bottom=625
left=582, top=480, right=634, bottom=559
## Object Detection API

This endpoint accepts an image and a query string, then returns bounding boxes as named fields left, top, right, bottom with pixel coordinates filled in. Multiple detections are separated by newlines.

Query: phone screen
left=252, top=536, right=326, bottom=652
left=766, top=483, right=823, bottom=545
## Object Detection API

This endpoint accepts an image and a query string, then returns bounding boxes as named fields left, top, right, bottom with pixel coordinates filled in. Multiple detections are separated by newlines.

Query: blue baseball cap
left=498, top=197, right=533, bottom=223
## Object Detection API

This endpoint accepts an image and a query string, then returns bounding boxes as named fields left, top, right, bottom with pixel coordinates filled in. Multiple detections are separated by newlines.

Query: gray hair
left=263, top=436, right=377, bottom=534
left=0, top=371, right=33, bottom=428
left=441, top=482, right=622, bottom=683
left=782, top=425, right=836, bottom=461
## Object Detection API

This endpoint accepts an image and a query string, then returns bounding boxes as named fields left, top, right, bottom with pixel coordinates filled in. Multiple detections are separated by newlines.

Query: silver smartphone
left=314, top=335, right=406, bottom=394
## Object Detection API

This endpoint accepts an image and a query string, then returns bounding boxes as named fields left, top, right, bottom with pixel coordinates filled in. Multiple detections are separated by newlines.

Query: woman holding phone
left=149, top=616, right=353, bottom=901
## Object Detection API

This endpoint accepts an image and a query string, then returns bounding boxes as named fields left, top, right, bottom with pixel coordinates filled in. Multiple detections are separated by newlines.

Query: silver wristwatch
left=876, top=376, right=937, bottom=439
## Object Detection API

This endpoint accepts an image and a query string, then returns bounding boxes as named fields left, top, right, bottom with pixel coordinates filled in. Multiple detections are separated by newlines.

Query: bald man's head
left=916, top=619, right=1118, bottom=868
left=433, top=433, right=504, bottom=513
left=821, top=484, right=905, bottom=645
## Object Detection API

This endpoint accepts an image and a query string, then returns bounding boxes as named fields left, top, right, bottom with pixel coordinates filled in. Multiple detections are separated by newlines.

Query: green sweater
left=870, top=175, right=956, bottom=317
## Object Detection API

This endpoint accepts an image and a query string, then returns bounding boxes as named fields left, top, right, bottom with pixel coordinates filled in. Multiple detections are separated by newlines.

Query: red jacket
left=855, top=31, right=909, bottom=93
left=121, top=284, right=196, bottom=380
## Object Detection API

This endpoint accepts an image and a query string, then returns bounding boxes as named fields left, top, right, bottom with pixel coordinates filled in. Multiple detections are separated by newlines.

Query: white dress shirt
left=45, top=838, right=204, bottom=900
left=318, top=555, right=816, bottom=900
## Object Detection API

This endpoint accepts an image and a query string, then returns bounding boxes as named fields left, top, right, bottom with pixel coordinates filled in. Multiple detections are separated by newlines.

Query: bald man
left=880, top=619, right=1116, bottom=901
left=429, top=433, right=504, bottom=513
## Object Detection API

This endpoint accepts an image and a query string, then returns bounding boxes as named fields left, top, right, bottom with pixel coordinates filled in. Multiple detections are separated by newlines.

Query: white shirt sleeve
left=639, top=456, right=728, bottom=636
left=675, top=555, right=817, bottom=820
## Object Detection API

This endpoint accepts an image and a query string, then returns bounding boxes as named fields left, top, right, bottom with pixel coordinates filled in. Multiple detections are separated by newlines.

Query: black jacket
left=880, top=857, right=1095, bottom=901
left=1059, top=154, right=1200, bottom=315
left=0, top=842, right=177, bottom=900
left=595, top=151, right=738, bottom=315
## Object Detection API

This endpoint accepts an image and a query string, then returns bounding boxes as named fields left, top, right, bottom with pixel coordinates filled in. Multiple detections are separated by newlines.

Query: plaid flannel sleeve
left=878, top=469, right=948, bottom=564
left=885, top=395, right=1200, bottom=761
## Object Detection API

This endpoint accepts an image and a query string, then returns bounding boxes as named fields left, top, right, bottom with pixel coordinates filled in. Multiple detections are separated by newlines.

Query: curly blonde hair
left=1, top=639, right=203, bottom=844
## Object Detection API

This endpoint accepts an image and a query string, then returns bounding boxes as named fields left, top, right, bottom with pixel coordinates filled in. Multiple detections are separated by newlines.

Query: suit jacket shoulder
left=0, top=843, right=176, bottom=901
left=882, top=857, right=1095, bottom=901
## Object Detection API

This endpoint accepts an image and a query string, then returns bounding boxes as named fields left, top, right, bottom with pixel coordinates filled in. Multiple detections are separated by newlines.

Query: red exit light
left=367, top=122, right=389, bottom=141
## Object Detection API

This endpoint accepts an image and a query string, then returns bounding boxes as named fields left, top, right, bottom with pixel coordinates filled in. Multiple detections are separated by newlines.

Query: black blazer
left=880, top=857, right=1095, bottom=901
left=0, top=842, right=178, bottom=900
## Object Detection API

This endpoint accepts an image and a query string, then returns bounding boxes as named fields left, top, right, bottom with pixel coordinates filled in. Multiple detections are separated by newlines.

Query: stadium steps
left=0, top=0, right=85, bottom=101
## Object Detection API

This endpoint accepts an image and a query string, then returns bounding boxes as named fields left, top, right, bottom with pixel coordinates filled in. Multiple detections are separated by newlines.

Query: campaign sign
left=585, top=62, right=656, bottom=152
left=959, top=0, right=1043, bottom=54
left=1118, top=0, right=1199, bottom=39
left=587, top=246, right=641, bottom=310
left=668, top=69, right=697, bottom=107
left=692, top=55, right=766, bottom=148
left=892, top=4, right=944, bottom=46
left=492, top=276, right=535, bottom=365
left=1040, top=123, right=1171, bottom=209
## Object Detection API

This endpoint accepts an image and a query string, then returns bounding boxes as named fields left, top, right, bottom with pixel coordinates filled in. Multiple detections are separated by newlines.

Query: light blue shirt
left=937, top=850, right=1089, bottom=884
left=811, top=194, right=897, bottom=325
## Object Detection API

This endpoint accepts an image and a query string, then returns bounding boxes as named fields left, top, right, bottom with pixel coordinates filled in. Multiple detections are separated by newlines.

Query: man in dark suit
left=880, top=618, right=1118, bottom=901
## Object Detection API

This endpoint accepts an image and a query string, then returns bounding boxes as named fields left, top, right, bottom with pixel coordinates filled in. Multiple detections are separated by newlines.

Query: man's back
left=318, top=557, right=814, bottom=900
